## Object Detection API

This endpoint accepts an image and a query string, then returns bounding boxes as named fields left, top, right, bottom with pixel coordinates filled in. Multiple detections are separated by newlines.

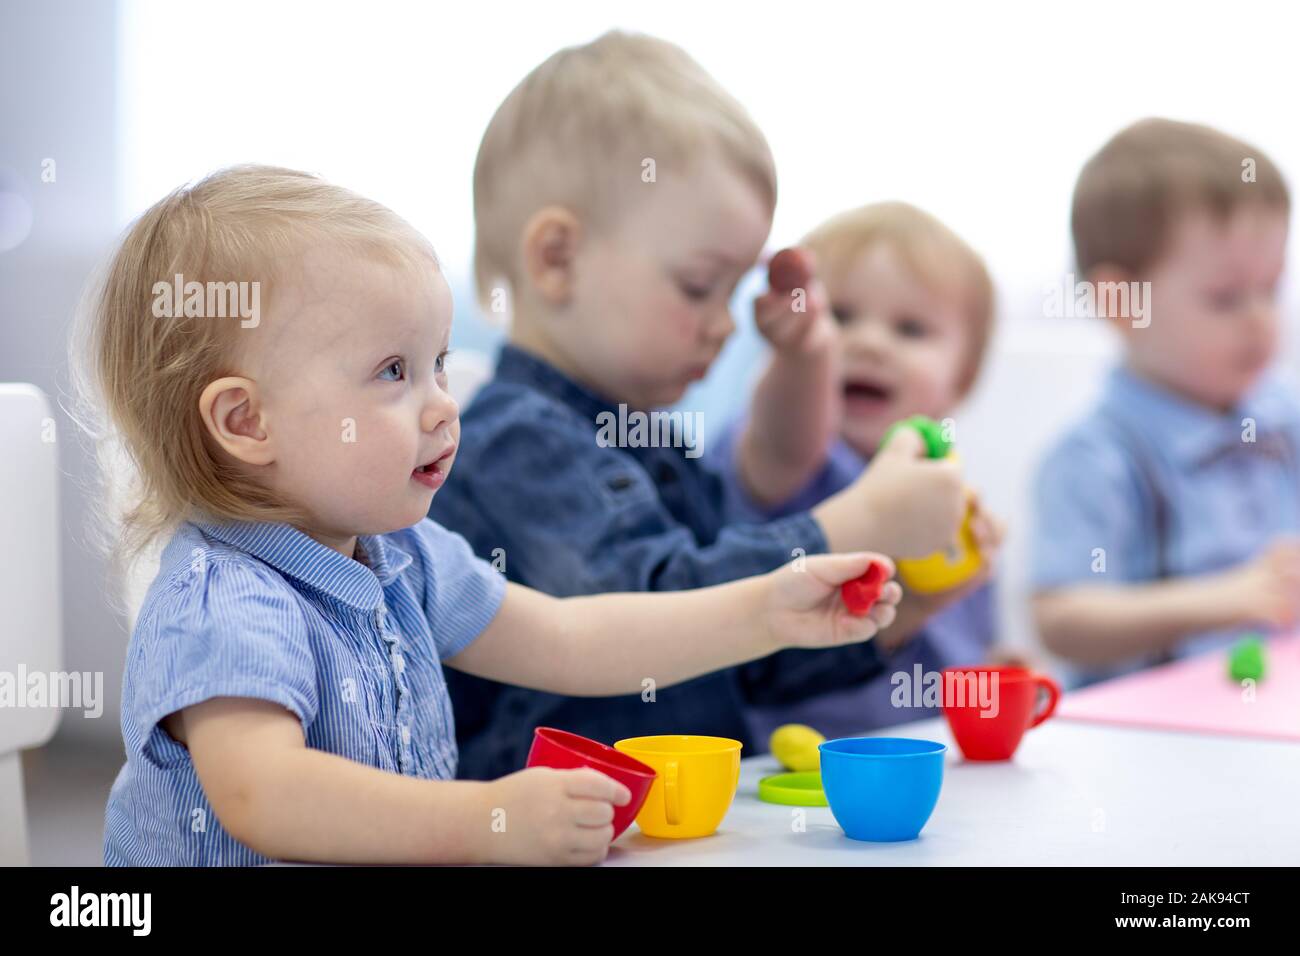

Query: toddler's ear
left=522, top=205, right=582, bottom=306
left=198, top=376, right=274, bottom=467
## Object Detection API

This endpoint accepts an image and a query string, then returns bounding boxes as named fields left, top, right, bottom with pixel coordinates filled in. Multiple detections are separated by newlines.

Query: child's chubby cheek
left=625, top=300, right=713, bottom=393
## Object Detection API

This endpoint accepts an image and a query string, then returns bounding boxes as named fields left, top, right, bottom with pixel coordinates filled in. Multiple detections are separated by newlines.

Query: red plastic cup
left=940, top=666, right=1060, bottom=761
left=525, top=727, right=658, bottom=839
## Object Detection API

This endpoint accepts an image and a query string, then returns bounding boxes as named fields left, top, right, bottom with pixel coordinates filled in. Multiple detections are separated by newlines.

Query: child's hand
left=968, top=493, right=1006, bottom=566
left=879, top=555, right=998, bottom=653
left=814, top=426, right=966, bottom=557
left=484, top=766, right=631, bottom=866
left=1220, top=536, right=1300, bottom=629
left=762, top=552, right=903, bottom=650
left=753, top=248, right=837, bottom=356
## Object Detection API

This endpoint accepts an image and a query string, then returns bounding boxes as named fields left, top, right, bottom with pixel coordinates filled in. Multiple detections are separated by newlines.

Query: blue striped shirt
left=104, top=517, right=506, bottom=866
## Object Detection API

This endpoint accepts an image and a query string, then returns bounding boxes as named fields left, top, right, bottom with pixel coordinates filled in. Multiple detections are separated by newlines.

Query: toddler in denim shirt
left=430, top=33, right=979, bottom=778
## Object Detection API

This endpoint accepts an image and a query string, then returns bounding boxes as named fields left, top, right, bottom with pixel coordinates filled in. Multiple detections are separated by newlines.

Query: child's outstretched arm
left=445, top=551, right=901, bottom=695
left=1033, top=537, right=1300, bottom=666
left=736, top=248, right=841, bottom=507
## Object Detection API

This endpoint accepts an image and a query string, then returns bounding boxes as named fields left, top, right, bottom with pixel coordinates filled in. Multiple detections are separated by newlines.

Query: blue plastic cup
left=818, top=737, right=947, bottom=842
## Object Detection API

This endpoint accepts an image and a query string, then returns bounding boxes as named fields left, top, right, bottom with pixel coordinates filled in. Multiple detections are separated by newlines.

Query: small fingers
left=868, top=599, right=897, bottom=631
left=566, top=826, right=615, bottom=864
left=573, top=798, right=617, bottom=828
left=564, top=767, right=630, bottom=806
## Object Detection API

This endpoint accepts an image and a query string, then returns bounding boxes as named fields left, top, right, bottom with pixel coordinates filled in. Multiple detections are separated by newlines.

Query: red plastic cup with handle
left=940, top=666, right=1060, bottom=761
left=525, top=727, right=658, bottom=839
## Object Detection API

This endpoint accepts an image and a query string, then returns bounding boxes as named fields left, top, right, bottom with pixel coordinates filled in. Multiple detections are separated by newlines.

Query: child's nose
left=705, top=304, right=735, bottom=343
left=845, top=317, right=890, bottom=355
left=421, top=392, right=459, bottom=433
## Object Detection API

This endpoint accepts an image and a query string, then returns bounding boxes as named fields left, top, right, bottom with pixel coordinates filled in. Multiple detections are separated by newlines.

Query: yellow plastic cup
left=613, top=735, right=742, bottom=839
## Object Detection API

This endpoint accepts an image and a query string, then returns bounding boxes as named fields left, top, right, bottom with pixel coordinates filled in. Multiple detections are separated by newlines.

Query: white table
left=602, top=717, right=1300, bottom=865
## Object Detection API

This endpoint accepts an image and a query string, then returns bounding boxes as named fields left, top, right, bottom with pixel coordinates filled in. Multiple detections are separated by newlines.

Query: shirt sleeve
left=400, top=519, right=507, bottom=660
left=706, top=417, right=772, bottom=525
left=434, top=405, right=888, bottom=701
left=131, top=557, right=319, bottom=770
left=708, top=417, right=864, bottom=523
left=433, top=407, right=829, bottom=597
left=1030, top=424, right=1152, bottom=591
left=736, top=638, right=885, bottom=706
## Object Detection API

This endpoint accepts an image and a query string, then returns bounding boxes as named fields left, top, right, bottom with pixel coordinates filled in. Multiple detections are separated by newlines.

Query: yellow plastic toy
left=769, top=724, right=824, bottom=772
left=884, top=416, right=983, bottom=594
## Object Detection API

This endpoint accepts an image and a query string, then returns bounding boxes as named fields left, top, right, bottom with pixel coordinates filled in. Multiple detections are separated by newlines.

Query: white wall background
left=120, top=0, right=1300, bottom=358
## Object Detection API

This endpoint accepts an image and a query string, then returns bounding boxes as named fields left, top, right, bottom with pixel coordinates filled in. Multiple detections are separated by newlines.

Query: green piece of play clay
left=880, top=415, right=952, bottom=460
left=1228, top=635, right=1266, bottom=683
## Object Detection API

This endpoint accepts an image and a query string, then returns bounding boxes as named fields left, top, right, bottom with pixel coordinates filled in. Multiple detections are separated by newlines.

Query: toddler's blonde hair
left=70, top=164, right=436, bottom=591
left=472, top=30, right=777, bottom=308
left=802, top=201, right=995, bottom=397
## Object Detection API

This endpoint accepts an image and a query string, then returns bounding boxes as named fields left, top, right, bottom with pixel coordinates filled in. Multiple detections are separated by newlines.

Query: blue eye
left=435, top=351, right=448, bottom=375
left=378, top=359, right=405, bottom=382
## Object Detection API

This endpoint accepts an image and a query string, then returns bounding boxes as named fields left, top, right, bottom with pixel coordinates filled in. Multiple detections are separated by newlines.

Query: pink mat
left=1057, top=635, right=1300, bottom=741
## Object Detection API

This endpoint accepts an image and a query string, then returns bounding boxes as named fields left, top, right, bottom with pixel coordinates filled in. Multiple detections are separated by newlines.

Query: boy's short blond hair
left=1072, top=117, right=1290, bottom=276
left=472, top=30, right=777, bottom=306
left=71, top=165, right=435, bottom=578
left=802, top=201, right=995, bottom=397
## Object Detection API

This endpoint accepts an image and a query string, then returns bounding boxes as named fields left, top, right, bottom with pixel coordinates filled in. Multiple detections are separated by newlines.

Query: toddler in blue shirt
left=76, top=165, right=901, bottom=866
left=1032, top=118, right=1300, bottom=683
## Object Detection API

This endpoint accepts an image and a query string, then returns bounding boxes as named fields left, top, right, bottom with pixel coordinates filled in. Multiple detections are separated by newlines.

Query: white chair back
left=0, top=384, right=63, bottom=865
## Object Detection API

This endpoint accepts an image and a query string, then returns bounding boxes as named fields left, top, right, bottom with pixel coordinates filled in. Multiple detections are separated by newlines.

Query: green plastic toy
left=881, top=415, right=953, bottom=461
left=1228, top=635, right=1267, bottom=683
left=757, top=771, right=828, bottom=807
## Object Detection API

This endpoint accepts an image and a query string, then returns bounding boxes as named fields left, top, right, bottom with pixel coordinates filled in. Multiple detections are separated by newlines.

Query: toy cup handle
left=663, top=759, right=680, bottom=826
left=1028, top=675, right=1061, bottom=729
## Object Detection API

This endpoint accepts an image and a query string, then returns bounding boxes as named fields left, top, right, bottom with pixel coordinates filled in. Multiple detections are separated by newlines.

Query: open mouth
left=843, top=379, right=895, bottom=414
left=411, top=448, right=455, bottom=490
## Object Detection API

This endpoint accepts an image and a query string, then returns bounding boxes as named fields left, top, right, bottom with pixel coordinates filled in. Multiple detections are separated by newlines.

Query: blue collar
left=494, top=343, right=623, bottom=423
left=192, top=519, right=413, bottom=610
left=1102, top=364, right=1300, bottom=468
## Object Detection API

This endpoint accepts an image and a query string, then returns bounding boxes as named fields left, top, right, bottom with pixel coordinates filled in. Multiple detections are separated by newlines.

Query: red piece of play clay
left=767, top=247, right=813, bottom=293
left=841, top=561, right=888, bottom=616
